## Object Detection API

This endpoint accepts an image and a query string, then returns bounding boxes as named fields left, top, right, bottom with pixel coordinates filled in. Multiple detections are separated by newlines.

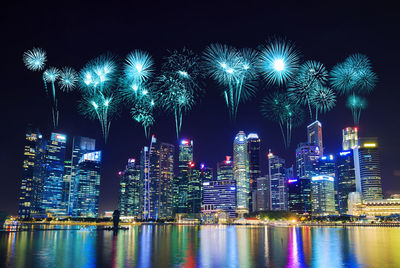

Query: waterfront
left=1, top=225, right=400, bottom=267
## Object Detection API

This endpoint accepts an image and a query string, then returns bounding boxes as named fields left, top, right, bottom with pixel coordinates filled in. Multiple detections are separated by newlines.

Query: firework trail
left=310, top=85, right=336, bottom=120
left=203, top=44, right=257, bottom=119
left=346, top=94, right=367, bottom=125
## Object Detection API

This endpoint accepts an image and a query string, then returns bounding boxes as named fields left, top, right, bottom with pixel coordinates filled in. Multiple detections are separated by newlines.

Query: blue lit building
left=118, top=158, right=141, bottom=217
left=74, top=151, right=102, bottom=217
left=336, top=150, right=357, bottom=214
left=307, top=120, right=323, bottom=156
left=174, top=139, right=193, bottom=214
left=268, top=151, right=287, bottom=211
left=42, top=133, right=67, bottom=216
left=287, top=178, right=306, bottom=213
left=217, top=156, right=233, bottom=181
left=202, top=180, right=237, bottom=218
left=311, top=175, right=336, bottom=215
left=233, top=131, right=250, bottom=210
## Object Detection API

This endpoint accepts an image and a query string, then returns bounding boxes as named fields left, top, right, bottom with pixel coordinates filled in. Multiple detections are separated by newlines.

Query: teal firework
left=23, top=48, right=47, bottom=71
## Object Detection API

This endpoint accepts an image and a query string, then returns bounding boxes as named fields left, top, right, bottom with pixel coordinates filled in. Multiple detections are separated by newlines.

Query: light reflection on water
left=1, top=225, right=400, bottom=267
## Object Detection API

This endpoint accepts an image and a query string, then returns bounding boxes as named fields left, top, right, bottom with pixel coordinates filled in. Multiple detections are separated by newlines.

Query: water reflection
left=1, top=225, right=400, bottom=267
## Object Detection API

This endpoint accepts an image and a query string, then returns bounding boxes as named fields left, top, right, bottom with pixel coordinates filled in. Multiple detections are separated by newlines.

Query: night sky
left=2, top=1, right=399, bottom=215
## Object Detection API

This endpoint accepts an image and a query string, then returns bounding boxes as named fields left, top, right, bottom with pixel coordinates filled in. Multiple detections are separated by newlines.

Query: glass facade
left=268, top=151, right=287, bottom=211
left=119, top=158, right=141, bottom=217
left=336, top=151, right=356, bottom=214
left=233, top=131, right=249, bottom=209
left=202, top=180, right=237, bottom=218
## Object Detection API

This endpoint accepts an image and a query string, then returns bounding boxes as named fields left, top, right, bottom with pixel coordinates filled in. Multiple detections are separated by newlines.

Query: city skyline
left=2, top=1, right=400, bottom=216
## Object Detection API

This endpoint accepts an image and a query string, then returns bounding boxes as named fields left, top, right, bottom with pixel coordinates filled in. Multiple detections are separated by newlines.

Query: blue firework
left=23, top=48, right=47, bottom=71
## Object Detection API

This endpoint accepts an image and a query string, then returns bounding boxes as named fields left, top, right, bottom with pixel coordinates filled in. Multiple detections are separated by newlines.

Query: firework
left=131, top=97, right=156, bottom=138
left=287, top=60, right=328, bottom=120
left=58, top=67, right=78, bottom=92
left=78, top=54, right=121, bottom=142
left=261, top=91, right=304, bottom=148
left=23, top=48, right=47, bottom=71
left=258, top=38, right=300, bottom=86
left=310, top=86, right=336, bottom=120
left=158, top=48, right=203, bottom=138
left=43, top=67, right=61, bottom=128
left=346, top=94, right=367, bottom=125
left=330, top=53, right=377, bottom=95
left=203, top=44, right=258, bottom=119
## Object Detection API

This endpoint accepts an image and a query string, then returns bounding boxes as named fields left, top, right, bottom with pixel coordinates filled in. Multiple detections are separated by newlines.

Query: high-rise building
left=342, top=127, right=358, bottom=150
left=336, top=150, right=357, bottom=214
left=287, top=178, right=307, bottom=213
left=268, top=151, right=287, bottom=211
left=42, top=133, right=67, bottom=216
left=18, top=126, right=45, bottom=219
left=307, top=120, right=323, bottom=156
left=354, top=138, right=383, bottom=200
left=62, top=160, right=72, bottom=212
left=68, top=136, right=96, bottom=215
left=256, top=176, right=268, bottom=211
left=295, top=143, right=320, bottom=213
left=174, top=139, right=193, bottom=214
left=74, top=151, right=102, bottom=217
left=200, top=164, right=213, bottom=182
left=202, top=180, right=237, bottom=218
left=311, top=175, right=336, bottom=215
left=187, top=164, right=202, bottom=214
left=247, top=133, right=261, bottom=212
left=217, top=156, right=233, bottom=181
left=118, top=158, right=141, bottom=217
left=233, top=131, right=250, bottom=209
left=142, top=136, right=174, bottom=220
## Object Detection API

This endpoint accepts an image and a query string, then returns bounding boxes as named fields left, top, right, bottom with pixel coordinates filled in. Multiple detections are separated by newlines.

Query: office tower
left=202, top=180, right=237, bottom=218
left=217, top=156, right=234, bottom=180
left=342, top=127, right=358, bottom=150
left=233, top=131, right=250, bottom=209
left=354, top=138, right=383, bottom=200
left=187, top=164, right=202, bottom=214
left=68, top=136, right=96, bottom=215
left=61, top=160, right=72, bottom=212
left=311, top=175, right=336, bottom=215
left=18, top=126, right=45, bottom=218
left=42, top=133, right=67, bottom=216
left=287, top=178, right=304, bottom=213
left=268, top=151, right=287, bottom=211
left=307, top=120, right=323, bottom=155
left=142, top=136, right=175, bottom=219
left=256, top=176, right=268, bottom=211
left=74, top=151, right=102, bottom=217
left=247, top=133, right=261, bottom=212
left=174, top=139, right=193, bottom=214
left=200, top=164, right=213, bottom=182
left=119, top=158, right=141, bottom=217
left=336, top=150, right=357, bottom=214
left=295, top=143, right=320, bottom=213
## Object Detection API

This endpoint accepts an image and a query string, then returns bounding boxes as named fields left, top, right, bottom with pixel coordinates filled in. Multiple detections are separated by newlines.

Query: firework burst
left=203, top=44, right=258, bottom=119
left=346, top=94, right=367, bottom=125
left=131, top=96, right=156, bottom=138
left=23, top=48, right=47, bottom=71
left=310, top=86, right=336, bottom=120
left=58, top=67, right=78, bottom=92
left=258, top=38, right=300, bottom=86
left=261, top=91, right=304, bottom=148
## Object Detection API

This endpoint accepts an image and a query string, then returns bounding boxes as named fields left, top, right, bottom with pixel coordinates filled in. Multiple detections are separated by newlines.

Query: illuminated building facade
left=42, top=133, right=67, bottom=216
left=74, top=151, right=102, bottom=217
left=307, top=120, right=323, bottom=156
left=311, top=175, right=336, bottom=215
left=354, top=138, right=383, bottom=200
left=342, top=127, right=358, bottom=150
left=217, top=156, right=233, bottom=181
left=336, top=150, right=357, bottom=214
left=62, top=160, right=72, bottom=212
left=202, top=180, right=237, bottom=218
left=174, top=139, right=193, bottom=214
left=118, top=158, right=141, bottom=217
left=233, top=131, right=250, bottom=209
left=18, top=126, right=45, bottom=218
left=256, top=176, right=268, bottom=211
left=348, top=195, right=400, bottom=216
left=295, top=143, right=320, bottom=213
left=247, top=133, right=261, bottom=212
left=268, top=151, right=287, bottom=211
left=187, top=165, right=202, bottom=214
left=287, top=178, right=307, bottom=213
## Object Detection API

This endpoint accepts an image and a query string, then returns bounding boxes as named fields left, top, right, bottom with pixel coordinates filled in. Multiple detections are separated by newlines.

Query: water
left=1, top=225, right=400, bottom=267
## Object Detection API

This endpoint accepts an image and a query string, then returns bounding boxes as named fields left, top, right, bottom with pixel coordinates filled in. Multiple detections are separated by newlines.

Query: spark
left=23, top=48, right=47, bottom=71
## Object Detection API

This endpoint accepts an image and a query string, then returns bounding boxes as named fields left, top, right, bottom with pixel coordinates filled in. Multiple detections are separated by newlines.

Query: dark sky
left=2, top=1, right=399, bottom=215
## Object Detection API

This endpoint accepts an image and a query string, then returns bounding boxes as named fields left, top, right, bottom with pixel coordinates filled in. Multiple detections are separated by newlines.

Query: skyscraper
left=233, top=131, right=250, bottom=209
left=119, top=158, right=141, bottom=217
left=18, top=126, right=44, bottom=219
left=312, top=155, right=336, bottom=215
left=336, top=150, right=357, bottom=214
left=247, top=133, right=261, bottom=212
left=268, top=151, right=287, bottom=211
left=354, top=138, right=383, bottom=200
left=61, top=160, right=72, bottom=212
left=68, top=136, right=96, bottom=215
left=187, top=164, right=202, bottom=214
left=74, top=151, right=102, bottom=217
left=342, top=127, right=358, bottom=150
left=175, top=139, right=193, bottom=214
left=256, top=176, right=268, bottom=211
left=42, top=133, right=67, bottom=216
left=307, top=120, right=323, bottom=156
left=142, top=136, right=175, bottom=220
left=217, top=156, right=233, bottom=181
left=202, top=180, right=237, bottom=218
left=295, top=143, right=320, bottom=213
